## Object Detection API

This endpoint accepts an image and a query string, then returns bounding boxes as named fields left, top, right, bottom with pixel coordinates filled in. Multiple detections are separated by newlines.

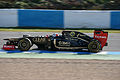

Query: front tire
left=88, top=40, right=102, bottom=53
left=18, top=38, right=32, bottom=51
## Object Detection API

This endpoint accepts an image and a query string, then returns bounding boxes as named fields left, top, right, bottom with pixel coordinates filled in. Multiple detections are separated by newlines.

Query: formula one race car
left=3, top=30, right=108, bottom=53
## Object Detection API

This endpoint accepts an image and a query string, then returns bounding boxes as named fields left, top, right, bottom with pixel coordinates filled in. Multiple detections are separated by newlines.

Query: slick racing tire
left=18, top=38, right=32, bottom=51
left=88, top=40, right=102, bottom=53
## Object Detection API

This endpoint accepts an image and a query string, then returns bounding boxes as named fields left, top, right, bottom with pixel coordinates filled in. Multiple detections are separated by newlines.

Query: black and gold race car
left=3, top=30, right=108, bottom=53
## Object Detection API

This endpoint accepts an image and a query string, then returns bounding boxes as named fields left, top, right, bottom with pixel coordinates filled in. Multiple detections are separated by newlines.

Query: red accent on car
left=56, top=34, right=58, bottom=36
left=94, top=30, right=108, bottom=48
left=3, top=45, right=15, bottom=50
left=46, top=35, right=49, bottom=38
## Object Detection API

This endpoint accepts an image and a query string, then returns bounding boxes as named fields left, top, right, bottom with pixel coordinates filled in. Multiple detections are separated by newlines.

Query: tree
left=0, top=1, right=13, bottom=8
left=14, top=1, right=30, bottom=8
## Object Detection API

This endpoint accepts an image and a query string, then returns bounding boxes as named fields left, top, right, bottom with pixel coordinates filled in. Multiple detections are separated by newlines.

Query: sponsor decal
left=70, top=32, right=75, bottom=37
left=3, top=45, right=15, bottom=50
left=54, top=39, right=87, bottom=49
left=3, top=45, right=14, bottom=48
left=32, top=37, right=46, bottom=43
left=95, top=36, right=107, bottom=39
left=58, top=41, right=70, bottom=46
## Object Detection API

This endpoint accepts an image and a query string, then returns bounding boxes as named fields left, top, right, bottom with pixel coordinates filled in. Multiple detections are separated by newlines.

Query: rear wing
left=94, top=30, right=108, bottom=48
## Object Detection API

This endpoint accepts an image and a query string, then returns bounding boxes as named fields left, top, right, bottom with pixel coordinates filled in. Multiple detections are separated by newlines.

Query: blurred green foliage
left=0, top=0, right=119, bottom=10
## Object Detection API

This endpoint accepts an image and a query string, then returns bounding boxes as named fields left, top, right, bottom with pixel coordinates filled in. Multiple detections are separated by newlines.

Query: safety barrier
left=18, top=9, right=64, bottom=28
left=64, top=10, right=111, bottom=29
left=111, top=11, right=120, bottom=29
left=0, top=9, right=120, bottom=29
left=0, top=9, right=18, bottom=27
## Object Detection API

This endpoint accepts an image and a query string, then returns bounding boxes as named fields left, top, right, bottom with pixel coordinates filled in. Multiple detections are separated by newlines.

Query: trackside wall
left=111, top=11, right=120, bottom=29
left=0, top=9, right=18, bottom=27
left=0, top=9, right=120, bottom=29
left=64, top=10, right=111, bottom=29
left=18, top=9, right=64, bottom=28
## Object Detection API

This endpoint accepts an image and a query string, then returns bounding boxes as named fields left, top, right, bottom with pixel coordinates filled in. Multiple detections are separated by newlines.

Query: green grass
left=0, top=28, right=120, bottom=33
left=0, top=28, right=62, bottom=32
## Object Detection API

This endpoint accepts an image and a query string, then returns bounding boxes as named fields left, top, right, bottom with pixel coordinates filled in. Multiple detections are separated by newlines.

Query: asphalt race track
left=0, top=31, right=120, bottom=80
left=0, top=31, right=120, bottom=51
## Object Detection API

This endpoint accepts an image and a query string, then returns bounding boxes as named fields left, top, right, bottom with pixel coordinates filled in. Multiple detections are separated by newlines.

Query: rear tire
left=88, top=40, right=102, bottom=53
left=18, top=38, right=32, bottom=51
